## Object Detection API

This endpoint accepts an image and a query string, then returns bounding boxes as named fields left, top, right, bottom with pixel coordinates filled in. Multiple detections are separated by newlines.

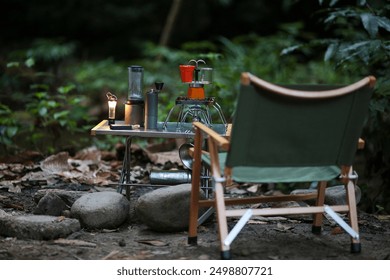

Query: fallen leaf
left=74, top=146, right=101, bottom=162
left=375, top=215, right=390, bottom=221
left=3, top=203, right=24, bottom=210
left=75, top=163, right=90, bottom=173
left=275, top=222, right=293, bottom=232
left=248, top=220, right=268, bottom=225
left=229, top=187, right=247, bottom=195
left=40, top=152, right=71, bottom=174
left=247, top=185, right=259, bottom=193
left=0, top=180, right=17, bottom=189
left=101, top=228, right=119, bottom=233
left=136, top=239, right=168, bottom=247
left=198, top=254, right=211, bottom=260
left=0, top=169, right=18, bottom=180
left=53, top=238, right=97, bottom=247
left=151, top=150, right=181, bottom=165
left=0, top=163, right=8, bottom=170
left=8, top=185, right=22, bottom=193
left=197, top=225, right=209, bottom=233
left=56, top=216, right=66, bottom=222
left=101, top=250, right=135, bottom=260
left=151, top=249, right=171, bottom=255
left=96, top=171, right=111, bottom=179
left=8, top=164, right=25, bottom=174
left=331, top=226, right=344, bottom=235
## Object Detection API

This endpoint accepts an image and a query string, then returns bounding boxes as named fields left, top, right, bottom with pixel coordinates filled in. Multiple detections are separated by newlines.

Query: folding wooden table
left=91, top=120, right=230, bottom=200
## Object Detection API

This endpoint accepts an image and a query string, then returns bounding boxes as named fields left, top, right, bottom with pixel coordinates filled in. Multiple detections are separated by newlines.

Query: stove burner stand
left=164, top=59, right=227, bottom=132
left=162, top=96, right=227, bottom=131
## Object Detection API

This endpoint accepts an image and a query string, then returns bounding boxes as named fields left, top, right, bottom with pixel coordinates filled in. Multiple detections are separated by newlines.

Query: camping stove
left=162, top=59, right=227, bottom=131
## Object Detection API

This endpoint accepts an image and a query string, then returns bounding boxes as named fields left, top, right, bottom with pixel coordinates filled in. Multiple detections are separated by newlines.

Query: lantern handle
left=106, top=92, right=117, bottom=101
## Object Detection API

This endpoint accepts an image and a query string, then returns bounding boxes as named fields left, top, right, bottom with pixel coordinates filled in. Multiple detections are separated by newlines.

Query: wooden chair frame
left=187, top=73, right=376, bottom=259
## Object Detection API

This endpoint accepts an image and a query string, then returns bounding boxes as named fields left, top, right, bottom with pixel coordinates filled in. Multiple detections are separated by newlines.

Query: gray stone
left=0, top=209, right=10, bottom=218
left=34, top=192, right=69, bottom=216
left=135, top=183, right=206, bottom=232
left=291, top=185, right=361, bottom=205
left=33, top=189, right=86, bottom=205
left=33, top=189, right=88, bottom=216
left=0, top=215, right=80, bottom=240
left=71, top=192, right=130, bottom=229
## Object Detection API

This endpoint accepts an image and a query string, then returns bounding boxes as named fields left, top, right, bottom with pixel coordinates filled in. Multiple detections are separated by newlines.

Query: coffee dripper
left=125, top=65, right=145, bottom=126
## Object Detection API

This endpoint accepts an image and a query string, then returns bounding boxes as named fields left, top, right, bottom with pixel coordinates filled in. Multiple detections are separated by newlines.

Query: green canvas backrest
left=226, top=73, right=375, bottom=169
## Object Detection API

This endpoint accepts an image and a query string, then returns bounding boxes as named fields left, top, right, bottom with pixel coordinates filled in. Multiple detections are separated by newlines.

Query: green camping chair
left=187, top=72, right=376, bottom=259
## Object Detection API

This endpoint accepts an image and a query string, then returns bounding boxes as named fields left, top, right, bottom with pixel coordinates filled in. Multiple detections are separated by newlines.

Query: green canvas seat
left=201, top=152, right=341, bottom=182
left=187, top=72, right=376, bottom=259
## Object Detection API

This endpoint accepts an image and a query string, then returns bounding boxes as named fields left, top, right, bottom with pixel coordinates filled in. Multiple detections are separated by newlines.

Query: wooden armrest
left=188, top=147, right=210, bottom=158
left=193, top=122, right=230, bottom=150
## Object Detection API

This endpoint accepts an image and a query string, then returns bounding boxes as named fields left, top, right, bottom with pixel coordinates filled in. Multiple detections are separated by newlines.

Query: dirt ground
left=1, top=185, right=390, bottom=260
left=0, top=147, right=389, bottom=260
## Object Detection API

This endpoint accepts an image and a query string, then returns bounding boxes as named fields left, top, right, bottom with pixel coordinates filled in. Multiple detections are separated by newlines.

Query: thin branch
left=159, top=0, right=182, bottom=47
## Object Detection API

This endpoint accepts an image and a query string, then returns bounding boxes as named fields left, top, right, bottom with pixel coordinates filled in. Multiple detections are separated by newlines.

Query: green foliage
left=73, top=59, right=128, bottom=95
left=314, top=0, right=390, bottom=213
left=0, top=40, right=91, bottom=155
left=25, top=83, right=86, bottom=131
left=27, top=39, right=76, bottom=63
left=0, top=105, right=19, bottom=152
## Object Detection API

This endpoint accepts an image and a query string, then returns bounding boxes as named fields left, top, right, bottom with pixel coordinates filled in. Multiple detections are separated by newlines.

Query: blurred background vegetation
left=0, top=0, right=389, bottom=213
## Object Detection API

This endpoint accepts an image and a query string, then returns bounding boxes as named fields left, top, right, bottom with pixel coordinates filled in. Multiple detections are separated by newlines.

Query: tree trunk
left=159, top=0, right=182, bottom=47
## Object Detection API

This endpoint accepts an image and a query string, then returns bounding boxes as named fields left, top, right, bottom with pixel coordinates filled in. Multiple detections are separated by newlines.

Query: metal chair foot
left=220, top=250, right=232, bottom=260
left=188, top=236, right=198, bottom=246
left=351, top=242, right=361, bottom=253
left=312, top=225, right=322, bottom=235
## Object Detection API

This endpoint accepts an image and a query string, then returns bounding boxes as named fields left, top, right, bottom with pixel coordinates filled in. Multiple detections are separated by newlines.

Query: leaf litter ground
left=0, top=145, right=389, bottom=260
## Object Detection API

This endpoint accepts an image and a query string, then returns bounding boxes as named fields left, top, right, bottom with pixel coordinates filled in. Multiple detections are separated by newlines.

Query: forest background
left=0, top=0, right=389, bottom=213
